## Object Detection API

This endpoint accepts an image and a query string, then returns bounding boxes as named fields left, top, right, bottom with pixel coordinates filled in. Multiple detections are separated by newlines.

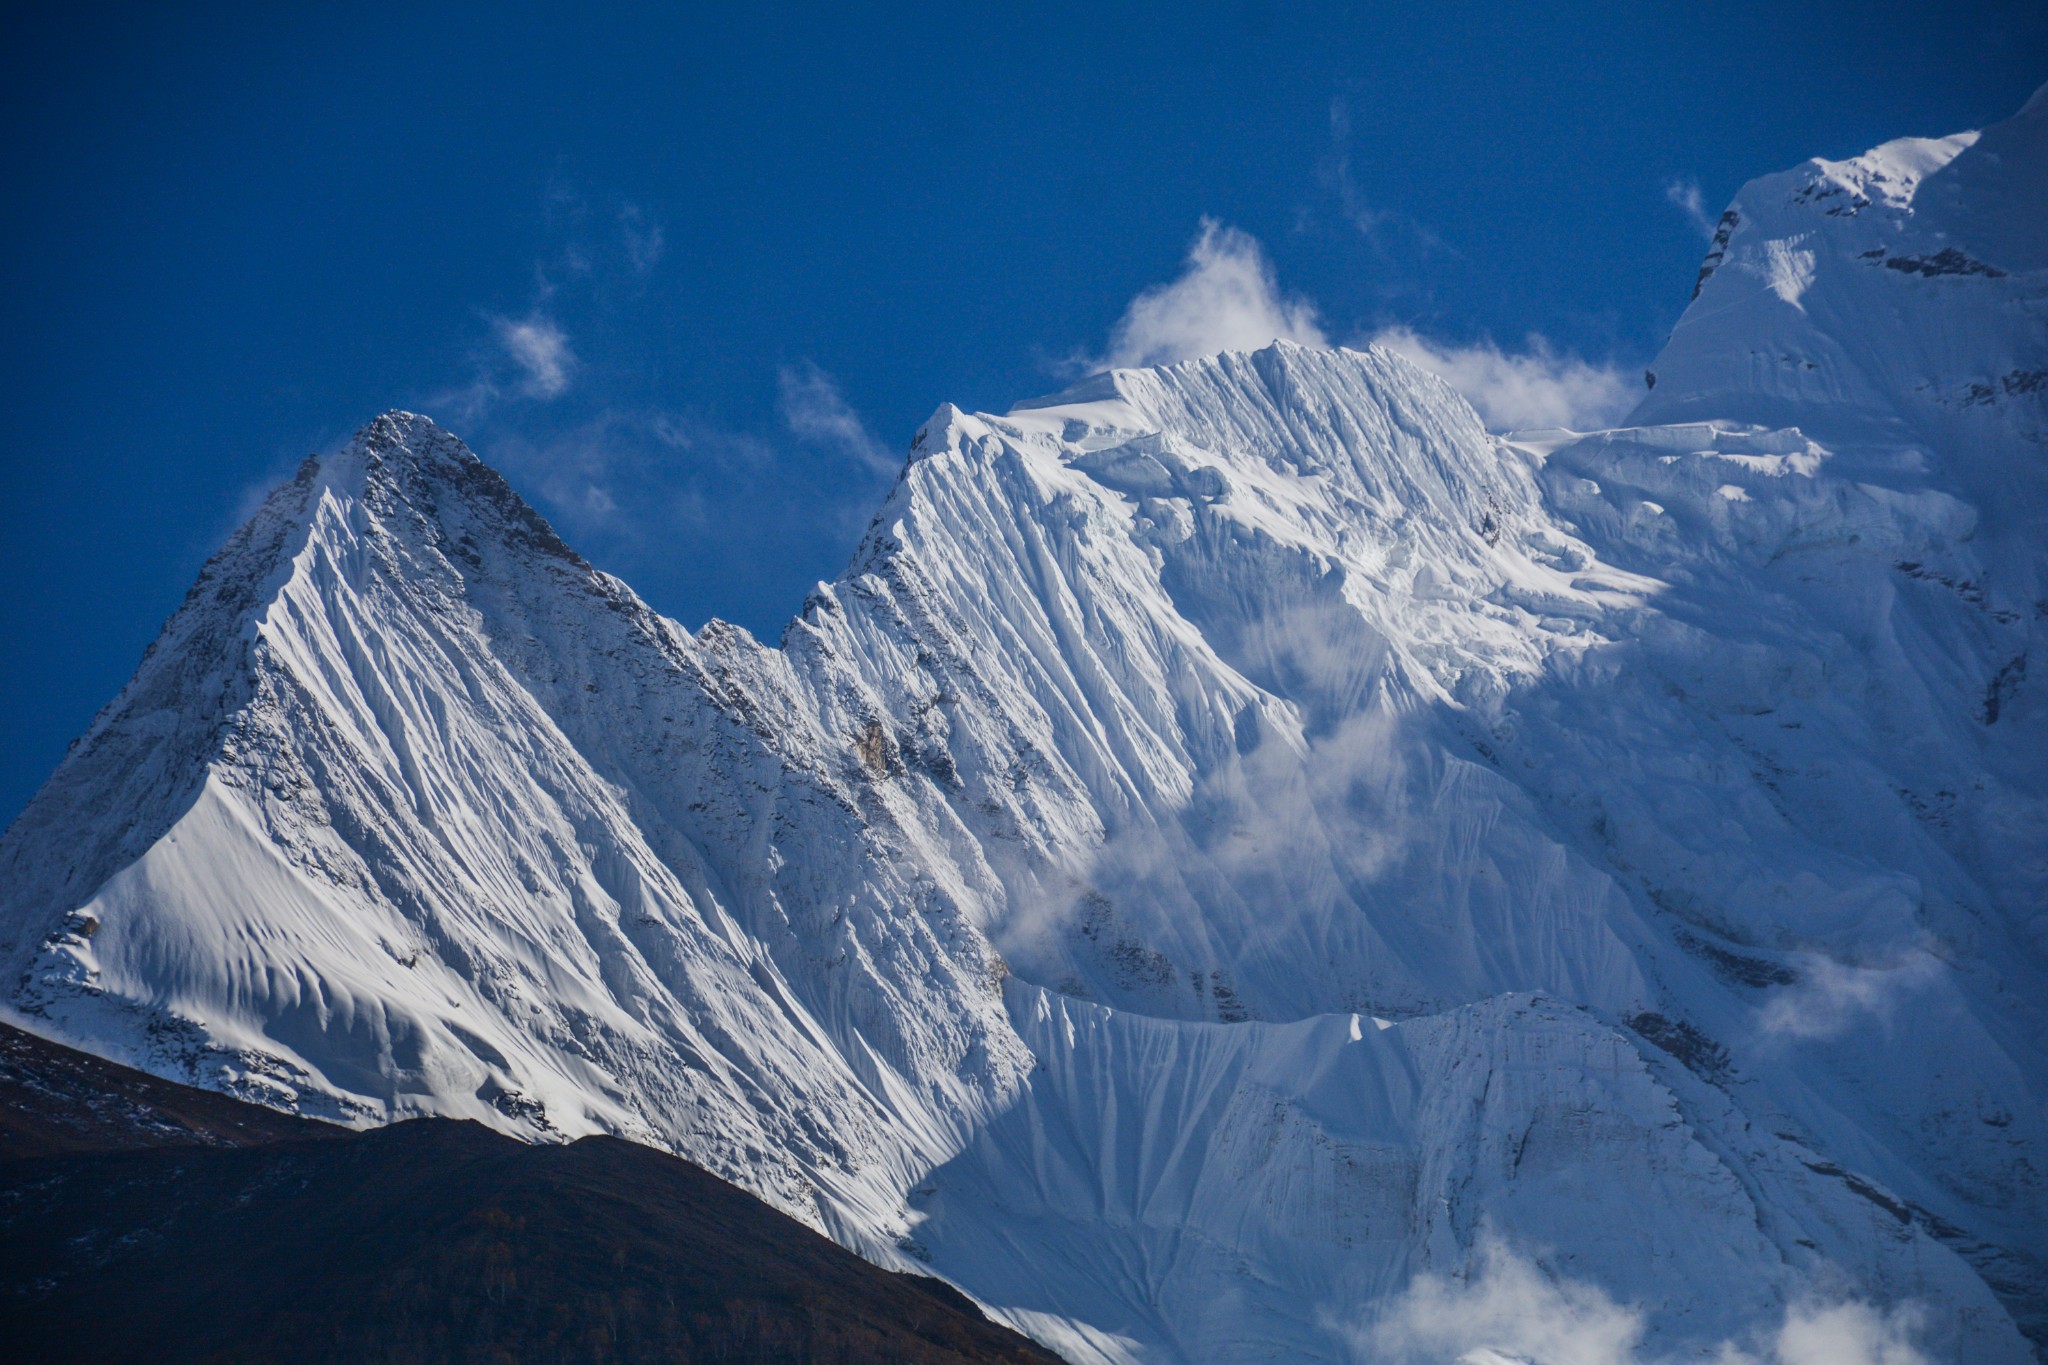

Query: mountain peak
left=3, top=105, right=2045, bottom=1364
left=1633, top=85, right=2048, bottom=454
left=354, top=408, right=469, bottom=458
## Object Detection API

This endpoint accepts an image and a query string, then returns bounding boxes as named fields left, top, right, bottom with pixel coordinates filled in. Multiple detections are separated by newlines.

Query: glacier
left=4, top=89, right=2045, bottom=1362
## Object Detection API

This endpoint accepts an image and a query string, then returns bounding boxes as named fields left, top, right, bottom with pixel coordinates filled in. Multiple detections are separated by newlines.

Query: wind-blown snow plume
left=1367, top=324, right=1635, bottom=430
left=1105, top=219, right=1326, bottom=367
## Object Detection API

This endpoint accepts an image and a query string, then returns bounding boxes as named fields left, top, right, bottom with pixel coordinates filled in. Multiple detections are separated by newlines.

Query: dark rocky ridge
left=0, top=1022, right=1063, bottom=1364
left=0, top=1017, right=340, bottom=1158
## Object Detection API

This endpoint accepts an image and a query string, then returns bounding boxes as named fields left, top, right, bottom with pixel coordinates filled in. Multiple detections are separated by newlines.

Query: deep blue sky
left=3, top=2, right=2044, bottom=825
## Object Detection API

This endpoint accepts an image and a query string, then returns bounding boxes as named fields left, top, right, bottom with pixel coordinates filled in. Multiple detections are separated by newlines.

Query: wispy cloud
left=1323, top=97, right=1392, bottom=238
left=1665, top=176, right=1717, bottom=240
left=466, top=409, right=636, bottom=535
left=1103, top=219, right=1326, bottom=369
left=1759, top=950, right=1942, bottom=1042
left=495, top=314, right=575, bottom=399
left=424, top=176, right=668, bottom=424
left=778, top=361, right=898, bottom=477
left=473, top=406, right=774, bottom=543
left=423, top=312, right=579, bottom=421
left=1358, top=1234, right=1930, bottom=1365
left=619, top=202, right=665, bottom=273
left=1316, top=97, right=1452, bottom=259
left=1367, top=325, right=1636, bottom=431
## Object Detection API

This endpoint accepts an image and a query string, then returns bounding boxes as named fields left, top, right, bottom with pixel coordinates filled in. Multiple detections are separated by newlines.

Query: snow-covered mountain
left=5, top=90, right=2044, bottom=1362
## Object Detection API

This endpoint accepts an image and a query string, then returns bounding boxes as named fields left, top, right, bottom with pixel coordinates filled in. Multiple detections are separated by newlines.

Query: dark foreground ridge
left=0, top=1022, right=1063, bottom=1364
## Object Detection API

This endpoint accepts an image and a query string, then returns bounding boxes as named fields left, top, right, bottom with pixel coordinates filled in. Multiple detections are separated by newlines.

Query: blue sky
left=2, top=1, right=2044, bottom=823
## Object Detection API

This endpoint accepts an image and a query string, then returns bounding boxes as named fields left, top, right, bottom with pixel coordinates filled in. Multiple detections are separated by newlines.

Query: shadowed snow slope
left=4, top=90, right=2046, bottom=1363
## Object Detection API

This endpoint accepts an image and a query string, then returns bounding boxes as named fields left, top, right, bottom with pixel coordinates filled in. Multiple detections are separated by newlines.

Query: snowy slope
left=5, top=90, right=2046, bottom=1363
left=0, top=424, right=1031, bottom=1248
left=802, top=336, right=2044, bottom=1359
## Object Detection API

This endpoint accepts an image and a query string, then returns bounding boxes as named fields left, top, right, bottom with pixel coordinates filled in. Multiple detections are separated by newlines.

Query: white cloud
left=1770, top=1301, right=1928, bottom=1365
left=1758, top=950, right=1942, bottom=1042
left=1368, top=325, right=1636, bottom=432
left=1104, top=219, right=1326, bottom=369
left=1359, top=1236, right=1931, bottom=1365
left=1367, top=1236, right=1647, bottom=1365
left=495, top=315, right=575, bottom=399
left=1666, top=177, right=1717, bottom=240
left=778, top=361, right=897, bottom=477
